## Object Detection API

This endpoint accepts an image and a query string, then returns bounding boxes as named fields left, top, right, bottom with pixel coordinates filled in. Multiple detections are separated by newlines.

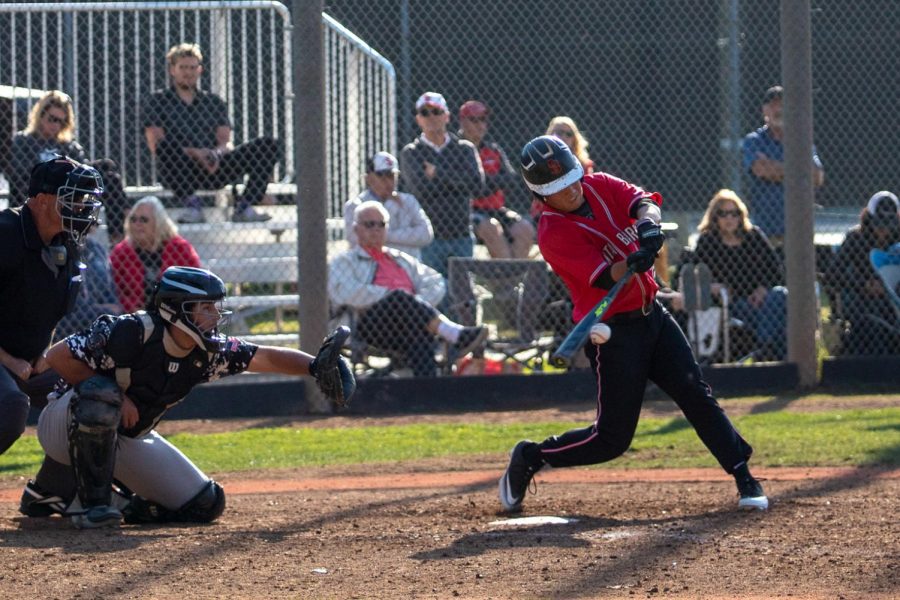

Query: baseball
left=589, top=323, right=612, bottom=345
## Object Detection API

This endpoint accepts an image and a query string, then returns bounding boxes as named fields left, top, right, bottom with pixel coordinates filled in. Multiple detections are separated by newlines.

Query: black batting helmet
left=153, top=266, right=231, bottom=352
left=520, top=135, right=584, bottom=196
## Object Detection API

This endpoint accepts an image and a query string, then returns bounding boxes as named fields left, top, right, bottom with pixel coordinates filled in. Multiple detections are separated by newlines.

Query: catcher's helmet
left=520, top=135, right=584, bottom=196
left=28, top=155, right=104, bottom=244
left=153, top=266, right=231, bottom=352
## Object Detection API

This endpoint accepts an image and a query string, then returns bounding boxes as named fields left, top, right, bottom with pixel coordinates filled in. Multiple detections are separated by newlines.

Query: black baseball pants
left=537, top=301, right=753, bottom=474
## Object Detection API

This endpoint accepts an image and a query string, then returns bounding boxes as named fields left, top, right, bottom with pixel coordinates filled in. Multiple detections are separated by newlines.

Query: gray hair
left=125, top=196, right=179, bottom=250
left=353, top=200, right=390, bottom=224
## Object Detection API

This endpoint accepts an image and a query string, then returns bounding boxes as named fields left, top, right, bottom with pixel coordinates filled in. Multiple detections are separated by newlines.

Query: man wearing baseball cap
left=742, top=85, right=825, bottom=244
left=458, top=100, right=534, bottom=259
left=0, top=155, right=104, bottom=456
left=400, top=92, right=484, bottom=277
left=343, top=151, right=433, bottom=259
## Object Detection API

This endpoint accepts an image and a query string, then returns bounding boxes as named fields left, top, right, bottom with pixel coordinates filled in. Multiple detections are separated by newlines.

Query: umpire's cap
left=28, top=154, right=103, bottom=198
left=520, top=135, right=584, bottom=196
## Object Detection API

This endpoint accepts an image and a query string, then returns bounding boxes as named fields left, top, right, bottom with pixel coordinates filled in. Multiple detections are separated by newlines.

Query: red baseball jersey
left=537, top=172, right=662, bottom=322
left=472, top=144, right=505, bottom=210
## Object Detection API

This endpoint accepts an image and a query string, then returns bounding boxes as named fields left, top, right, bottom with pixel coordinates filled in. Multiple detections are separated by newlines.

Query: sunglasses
left=716, top=209, right=741, bottom=218
left=465, top=116, right=488, bottom=123
left=45, top=113, right=68, bottom=126
left=129, top=215, right=151, bottom=224
left=372, top=170, right=396, bottom=178
left=359, top=220, right=386, bottom=229
left=417, top=108, right=445, bottom=117
left=553, top=130, right=575, bottom=138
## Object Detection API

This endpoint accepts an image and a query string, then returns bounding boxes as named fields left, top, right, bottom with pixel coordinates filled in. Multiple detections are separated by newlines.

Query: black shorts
left=471, top=207, right=526, bottom=240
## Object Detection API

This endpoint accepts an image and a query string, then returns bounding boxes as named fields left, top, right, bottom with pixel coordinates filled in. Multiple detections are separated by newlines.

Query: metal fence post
left=294, top=0, right=331, bottom=412
left=781, top=0, right=818, bottom=387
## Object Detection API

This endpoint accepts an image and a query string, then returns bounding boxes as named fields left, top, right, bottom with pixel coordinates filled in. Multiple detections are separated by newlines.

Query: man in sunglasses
left=343, top=151, right=434, bottom=260
left=329, top=201, right=488, bottom=377
left=0, top=155, right=104, bottom=457
left=400, top=92, right=484, bottom=277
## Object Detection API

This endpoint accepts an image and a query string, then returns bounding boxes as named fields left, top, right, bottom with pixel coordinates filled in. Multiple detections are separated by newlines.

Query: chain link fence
left=2, top=2, right=898, bottom=380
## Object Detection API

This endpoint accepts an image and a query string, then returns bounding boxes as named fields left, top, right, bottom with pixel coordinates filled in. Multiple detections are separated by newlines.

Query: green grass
left=2, top=408, right=897, bottom=477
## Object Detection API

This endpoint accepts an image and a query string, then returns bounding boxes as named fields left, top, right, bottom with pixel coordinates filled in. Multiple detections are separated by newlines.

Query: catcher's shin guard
left=68, top=376, right=123, bottom=508
left=124, top=480, right=225, bottom=524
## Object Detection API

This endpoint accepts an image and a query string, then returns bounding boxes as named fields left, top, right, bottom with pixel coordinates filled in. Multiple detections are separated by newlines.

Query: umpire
left=0, top=155, right=104, bottom=455
left=498, top=136, right=768, bottom=513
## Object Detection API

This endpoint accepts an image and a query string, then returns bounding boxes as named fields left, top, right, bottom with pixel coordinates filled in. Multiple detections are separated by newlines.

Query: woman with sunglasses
left=694, top=189, right=787, bottom=360
left=10, top=90, right=129, bottom=243
left=9, top=91, right=86, bottom=207
left=110, top=196, right=201, bottom=312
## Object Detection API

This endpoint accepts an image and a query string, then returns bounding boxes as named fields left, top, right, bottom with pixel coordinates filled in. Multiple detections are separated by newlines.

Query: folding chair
left=447, top=257, right=554, bottom=370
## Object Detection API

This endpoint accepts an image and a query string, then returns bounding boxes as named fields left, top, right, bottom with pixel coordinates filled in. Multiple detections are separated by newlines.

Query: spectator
left=458, top=100, right=535, bottom=259
left=55, top=222, right=122, bottom=338
left=400, top=91, right=484, bottom=277
left=546, top=116, right=594, bottom=174
left=694, top=189, right=787, bottom=360
left=827, top=191, right=900, bottom=355
left=0, top=157, right=104, bottom=456
left=742, top=85, right=825, bottom=244
left=8, top=91, right=127, bottom=241
left=143, top=43, right=280, bottom=224
left=110, top=196, right=201, bottom=312
left=532, top=115, right=595, bottom=221
left=343, top=151, right=433, bottom=259
left=328, top=201, right=488, bottom=377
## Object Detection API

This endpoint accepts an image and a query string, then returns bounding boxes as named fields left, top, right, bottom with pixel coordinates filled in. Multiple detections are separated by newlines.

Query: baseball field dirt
left=0, top=396, right=897, bottom=599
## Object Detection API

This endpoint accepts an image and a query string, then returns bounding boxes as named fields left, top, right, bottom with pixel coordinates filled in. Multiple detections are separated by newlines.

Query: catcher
left=20, top=266, right=354, bottom=529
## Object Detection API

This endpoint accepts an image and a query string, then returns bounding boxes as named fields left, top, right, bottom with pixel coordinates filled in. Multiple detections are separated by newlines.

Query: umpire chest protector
left=105, top=312, right=211, bottom=437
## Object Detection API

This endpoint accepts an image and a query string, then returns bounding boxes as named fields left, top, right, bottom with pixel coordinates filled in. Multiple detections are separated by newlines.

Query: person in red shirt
left=458, top=100, right=534, bottom=259
left=498, top=136, right=767, bottom=513
left=110, top=196, right=202, bottom=312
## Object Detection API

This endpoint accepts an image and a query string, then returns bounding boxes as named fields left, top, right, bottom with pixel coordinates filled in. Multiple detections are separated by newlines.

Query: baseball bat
left=550, top=268, right=635, bottom=368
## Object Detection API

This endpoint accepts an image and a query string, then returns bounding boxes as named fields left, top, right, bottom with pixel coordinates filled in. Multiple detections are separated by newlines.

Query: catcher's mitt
left=309, top=326, right=355, bottom=408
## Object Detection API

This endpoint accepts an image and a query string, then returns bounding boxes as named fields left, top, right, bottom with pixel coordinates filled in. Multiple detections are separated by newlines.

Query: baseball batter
left=499, top=135, right=768, bottom=512
left=20, top=266, right=354, bottom=529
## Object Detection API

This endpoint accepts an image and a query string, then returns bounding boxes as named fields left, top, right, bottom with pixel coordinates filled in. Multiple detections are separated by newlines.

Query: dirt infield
left=0, top=396, right=897, bottom=599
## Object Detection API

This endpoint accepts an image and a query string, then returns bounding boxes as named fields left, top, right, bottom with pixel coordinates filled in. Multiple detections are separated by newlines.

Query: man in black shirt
left=0, top=155, right=104, bottom=455
left=143, top=43, right=281, bottom=224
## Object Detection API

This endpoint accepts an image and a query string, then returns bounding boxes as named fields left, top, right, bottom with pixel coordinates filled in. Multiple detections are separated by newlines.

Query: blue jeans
left=730, top=286, right=788, bottom=359
left=421, top=235, right=475, bottom=278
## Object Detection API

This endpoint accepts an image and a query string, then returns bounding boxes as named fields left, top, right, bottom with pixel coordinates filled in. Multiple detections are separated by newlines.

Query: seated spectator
left=826, top=191, right=900, bottom=355
left=110, top=196, right=202, bottom=312
left=8, top=90, right=127, bottom=241
left=55, top=222, right=123, bottom=338
left=328, top=201, right=488, bottom=377
left=531, top=115, right=595, bottom=221
left=143, top=43, right=281, bottom=224
left=343, top=151, right=433, bottom=259
left=694, top=189, right=787, bottom=360
left=458, top=100, right=535, bottom=259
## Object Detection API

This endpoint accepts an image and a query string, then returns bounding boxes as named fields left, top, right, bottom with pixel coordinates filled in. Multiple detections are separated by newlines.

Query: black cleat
left=498, top=440, right=543, bottom=512
left=19, top=480, right=71, bottom=517
left=736, top=474, right=769, bottom=510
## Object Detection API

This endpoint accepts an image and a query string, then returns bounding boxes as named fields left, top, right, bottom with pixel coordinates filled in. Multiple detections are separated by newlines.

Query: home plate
left=489, top=516, right=578, bottom=527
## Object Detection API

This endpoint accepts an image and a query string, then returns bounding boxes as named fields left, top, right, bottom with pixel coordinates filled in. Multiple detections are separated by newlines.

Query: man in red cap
left=459, top=100, right=535, bottom=259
